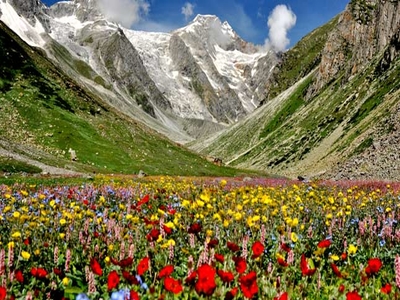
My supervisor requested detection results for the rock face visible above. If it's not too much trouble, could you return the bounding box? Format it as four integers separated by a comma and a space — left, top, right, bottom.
310, 0, 400, 96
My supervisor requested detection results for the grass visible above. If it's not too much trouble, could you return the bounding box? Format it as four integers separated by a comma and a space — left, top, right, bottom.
0, 156, 42, 174
0, 21, 263, 178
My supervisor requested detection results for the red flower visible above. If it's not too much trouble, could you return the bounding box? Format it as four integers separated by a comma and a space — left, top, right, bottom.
330, 263, 342, 278
239, 271, 258, 299
0, 287, 6, 300
214, 253, 225, 263
158, 265, 174, 279
217, 270, 234, 283
300, 254, 316, 276
346, 290, 362, 300
339, 284, 345, 293
381, 283, 391, 294
341, 252, 347, 260
365, 258, 382, 277
233, 256, 247, 274
90, 258, 103, 276
227, 242, 240, 252
119, 257, 133, 268
317, 239, 331, 248
251, 241, 264, 259
31, 267, 47, 279
163, 225, 173, 235
164, 277, 183, 294
137, 194, 150, 207
208, 239, 219, 248
15, 270, 24, 283
137, 257, 150, 276
146, 229, 160, 242
23, 237, 31, 246
280, 243, 291, 252
185, 271, 197, 286
274, 292, 288, 300
188, 223, 202, 234
277, 257, 289, 267
225, 287, 238, 300
122, 271, 139, 285
107, 270, 120, 291
130, 290, 140, 300
195, 264, 217, 296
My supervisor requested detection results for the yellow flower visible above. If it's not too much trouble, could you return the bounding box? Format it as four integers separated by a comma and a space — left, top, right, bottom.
164, 222, 175, 229
108, 244, 114, 251
11, 231, 21, 239
8, 241, 15, 249
234, 212, 242, 221
34, 249, 40, 255
21, 251, 30, 260
62, 277, 70, 286
60, 219, 67, 226
330, 254, 339, 261
105, 256, 110, 263
59, 233, 65, 239
291, 232, 298, 243
223, 219, 230, 227
348, 244, 357, 255
162, 239, 176, 248
13, 211, 20, 218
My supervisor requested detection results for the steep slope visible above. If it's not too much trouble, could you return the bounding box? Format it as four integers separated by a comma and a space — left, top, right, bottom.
1, 0, 279, 140
192, 0, 400, 181
0, 20, 253, 177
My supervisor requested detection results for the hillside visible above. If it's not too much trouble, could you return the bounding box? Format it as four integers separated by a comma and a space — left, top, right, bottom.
0, 20, 258, 177
191, 0, 400, 181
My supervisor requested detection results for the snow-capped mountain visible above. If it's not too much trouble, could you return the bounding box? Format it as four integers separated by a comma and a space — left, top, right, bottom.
0, 0, 278, 141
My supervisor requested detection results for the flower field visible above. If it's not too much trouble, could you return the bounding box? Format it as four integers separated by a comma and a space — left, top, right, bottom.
1, 176, 400, 299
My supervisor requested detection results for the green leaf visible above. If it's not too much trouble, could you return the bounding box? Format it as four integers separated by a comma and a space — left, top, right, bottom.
64, 286, 84, 294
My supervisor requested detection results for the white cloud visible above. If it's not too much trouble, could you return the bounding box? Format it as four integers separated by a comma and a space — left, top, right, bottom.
264, 5, 296, 52
98, 0, 150, 28
181, 2, 195, 21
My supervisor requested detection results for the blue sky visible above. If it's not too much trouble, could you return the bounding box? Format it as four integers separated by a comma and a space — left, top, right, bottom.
42, 0, 349, 49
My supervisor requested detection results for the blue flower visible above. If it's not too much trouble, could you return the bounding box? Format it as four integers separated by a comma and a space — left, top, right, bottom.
111, 289, 130, 300
76, 294, 90, 300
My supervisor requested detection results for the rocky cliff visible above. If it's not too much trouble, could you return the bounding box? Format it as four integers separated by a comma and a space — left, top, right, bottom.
309, 0, 400, 96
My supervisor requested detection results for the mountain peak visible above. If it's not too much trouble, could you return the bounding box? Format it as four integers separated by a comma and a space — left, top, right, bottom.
192, 14, 220, 24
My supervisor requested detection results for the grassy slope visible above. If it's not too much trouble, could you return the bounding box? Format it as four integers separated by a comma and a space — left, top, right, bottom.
194, 19, 400, 178
0, 21, 262, 177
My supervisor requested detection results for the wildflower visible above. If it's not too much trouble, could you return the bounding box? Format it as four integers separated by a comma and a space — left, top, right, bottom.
0, 287, 5, 300
395, 255, 400, 288
381, 283, 391, 294
251, 241, 264, 259
274, 292, 288, 300
107, 270, 120, 291
225, 287, 239, 300
21, 251, 30, 260
239, 271, 258, 299
11, 232, 21, 239
346, 290, 361, 300
62, 277, 70, 286
214, 253, 224, 263
227, 241, 240, 253
137, 257, 150, 276
31, 267, 48, 279
365, 258, 382, 277
76, 293, 90, 300
90, 258, 103, 276
233, 256, 247, 274
291, 232, 298, 243
188, 223, 202, 234
330, 263, 343, 278
195, 264, 216, 296
158, 265, 174, 279
339, 284, 345, 293
348, 245, 357, 255
15, 270, 24, 283
317, 239, 331, 248
300, 254, 316, 276
164, 277, 183, 294
217, 270, 234, 283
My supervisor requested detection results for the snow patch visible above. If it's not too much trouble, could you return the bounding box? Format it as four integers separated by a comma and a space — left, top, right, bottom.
0, 1, 46, 47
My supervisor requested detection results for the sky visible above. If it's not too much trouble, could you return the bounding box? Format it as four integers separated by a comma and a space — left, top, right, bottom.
42, 0, 349, 50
